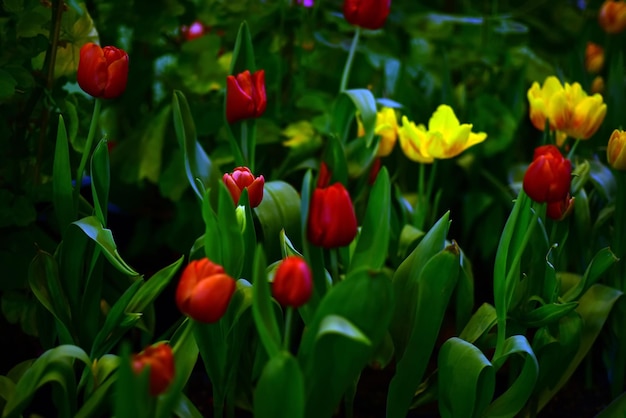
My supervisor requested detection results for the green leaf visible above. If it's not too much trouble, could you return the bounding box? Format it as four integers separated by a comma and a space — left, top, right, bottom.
3, 345, 91, 418
90, 139, 110, 226
52, 115, 76, 235
90, 280, 142, 358
459, 303, 498, 343
254, 180, 302, 262
387, 243, 460, 418
251, 246, 281, 359
517, 301, 579, 328
390, 211, 451, 358
0, 375, 15, 403
72, 216, 139, 277
595, 392, 626, 418
342, 89, 377, 147
28, 250, 73, 344
537, 284, 622, 411
349, 167, 391, 273
113, 344, 151, 418
138, 105, 171, 183
172, 90, 219, 200
298, 269, 393, 418
487, 335, 539, 418
438, 338, 495, 418
562, 247, 619, 302
127, 256, 184, 313
229, 21, 256, 75
156, 319, 200, 418
254, 351, 305, 418
217, 182, 245, 278
316, 315, 371, 345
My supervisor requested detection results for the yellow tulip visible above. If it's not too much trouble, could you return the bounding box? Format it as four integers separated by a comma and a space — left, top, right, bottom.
398, 105, 487, 163
607, 129, 626, 170
398, 116, 433, 163
357, 107, 399, 157
527, 76, 607, 145
281, 120, 321, 148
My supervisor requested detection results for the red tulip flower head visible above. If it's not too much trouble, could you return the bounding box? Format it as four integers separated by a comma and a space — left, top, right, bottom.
131, 343, 175, 396
308, 164, 358, 248
272, 256, 313, 308
175, 258, 237, 323
523, 145, 572, 204
223, 167, 265, 208
343, 0, 391, 30
225, 70, 267, 124
546, 194, 575, 221
77, 43, 129, 99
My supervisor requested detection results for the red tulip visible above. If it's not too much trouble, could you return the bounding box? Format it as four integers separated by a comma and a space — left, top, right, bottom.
308, 181, 358, 248
272, 256, 313, 307
175, 258, 237, 323
546, 194, 575, 221
225, 70, 267, 124
599, 0, 626, 34
368, 157, 382, 185
343, 0, 391, 30
223, 166, 265, 208
77, 43, 128, 99
131, 343, 175, 396
523, 145, 571, 204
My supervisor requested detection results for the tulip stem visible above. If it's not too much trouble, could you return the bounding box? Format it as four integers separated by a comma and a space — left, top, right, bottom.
330, 248, 340, 284
283, 307, 294, 351
75, 98, 102, 196
413, 163, 427, 230
339, 27, 361, 92
566, 138, 580, 160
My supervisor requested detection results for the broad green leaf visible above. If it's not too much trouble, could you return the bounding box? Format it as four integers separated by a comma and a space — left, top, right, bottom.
217, 182, 245, 278
113, 344, 151, 418
299, 170, 326, 321
486, 335, 539, 418
254, 180, 301, 262
138, 105, 171, 183
73, 216, 139, 277
75, 377, 116, 418
595, 392, 626, 418
349, 167, 391, 273
202, 189, 223, 265
254, 351, 305, 418
316, 315, 371, 345
0, 375, 15, 402
90, 280, 143, 358
343, 89, 377, 147
251, 246, 281, 359
323, 135, 349, 186
390, 211, 450, 358
299, 269, 393, 418
562, 247, 619, 302
387, 244, 460, 418
229, 21, 256, 75
3, 345, 91, 418
28, 250, 73, 344
52, 115, 76, 235
172, 90, 219, 200
127, 256, 184, 313
438, 337, 494, 418
90, 139, 110, 226
156, 319, 200, 418
459, 303, 498, 344
537, 284, 622, 411
517, 301, 579, 328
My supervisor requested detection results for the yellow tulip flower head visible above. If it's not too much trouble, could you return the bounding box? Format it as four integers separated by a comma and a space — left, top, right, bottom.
607, 129, 626, 171
527, 76, 607, 145
357, 107, 399, 157
398, 105, 487, 163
